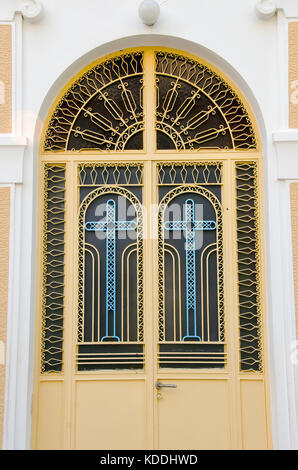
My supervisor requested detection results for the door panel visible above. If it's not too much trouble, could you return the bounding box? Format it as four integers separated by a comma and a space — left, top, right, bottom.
158, 379, 231, 450
36, 381, 65, 450
240, 380, 268, 450
75, 380, 146, 450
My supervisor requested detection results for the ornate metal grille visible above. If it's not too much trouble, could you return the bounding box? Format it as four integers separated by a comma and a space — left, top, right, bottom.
236, 162, 262, 372
77, 164, 144, 370
41, 165, 65, 373
155, 52, 257, 151
44, 53, 144, 152
39, 48, 263, 379
158, 163, 225, 368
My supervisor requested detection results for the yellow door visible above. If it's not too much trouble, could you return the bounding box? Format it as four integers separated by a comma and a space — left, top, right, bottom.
32, 48, 272, 450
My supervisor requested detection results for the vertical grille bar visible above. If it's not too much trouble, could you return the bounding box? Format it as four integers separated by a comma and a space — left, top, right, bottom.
236, 162, 263, 372
41, 165, 66, 373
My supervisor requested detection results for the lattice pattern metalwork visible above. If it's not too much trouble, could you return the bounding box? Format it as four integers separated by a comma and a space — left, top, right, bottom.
79, 163, 143, 187
44, 53, 144, 152
158, 162, 222, 186
158, 163, 225, 368
236, 162, 263, 372
41, 165, 65, 373
78, 177, 144, 370
155, 52, 257, 151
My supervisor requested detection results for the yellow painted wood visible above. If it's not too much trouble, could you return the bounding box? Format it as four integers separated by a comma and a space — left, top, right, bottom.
240, 379, 268, 450
32, 47, 271, 450
0, 25, 12, 134
75, 380, 146, 449
35, 381, 65, 450
158, 379, 231, 450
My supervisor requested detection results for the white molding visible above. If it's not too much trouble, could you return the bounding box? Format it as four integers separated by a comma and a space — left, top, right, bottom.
2, 183, 16, 450
273, 130, 298, 141
256, 1, 277, 20
268, 178, 298, 448
283, 181, 298, 448
273, 131, 298, 180
0, 1, 43, 23
2, 183, 25, 449
0, 142, 27, 184
256, 1, 298, 19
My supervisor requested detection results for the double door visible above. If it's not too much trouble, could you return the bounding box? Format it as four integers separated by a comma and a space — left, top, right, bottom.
33, 158, 271, 449
33, 48, 271, 449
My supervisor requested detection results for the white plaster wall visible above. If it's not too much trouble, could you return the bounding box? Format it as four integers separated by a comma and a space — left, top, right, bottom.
2, 0, 298, 449
23, 0, 278, 132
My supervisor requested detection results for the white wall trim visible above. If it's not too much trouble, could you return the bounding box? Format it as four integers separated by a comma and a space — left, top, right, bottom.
2, 182, 18, 450
0, 1, 43, 23
273, 132, 298, 180
256, 1, 298, 19
0, 143, 27, 184
0, 9, 29, 449
276, 180, 298, 447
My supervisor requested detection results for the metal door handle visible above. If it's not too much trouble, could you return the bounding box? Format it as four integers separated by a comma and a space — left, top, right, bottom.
156, 381, 177, 390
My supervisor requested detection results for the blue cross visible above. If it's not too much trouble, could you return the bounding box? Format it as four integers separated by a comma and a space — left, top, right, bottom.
164, 198, 216, 341
85, 199, 137, 342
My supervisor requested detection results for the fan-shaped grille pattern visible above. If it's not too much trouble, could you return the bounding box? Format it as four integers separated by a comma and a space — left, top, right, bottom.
155, 52, 257, 151
44, 53, 144, 152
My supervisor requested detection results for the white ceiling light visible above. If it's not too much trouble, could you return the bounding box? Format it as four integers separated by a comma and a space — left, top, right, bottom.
139, 0, 160, 26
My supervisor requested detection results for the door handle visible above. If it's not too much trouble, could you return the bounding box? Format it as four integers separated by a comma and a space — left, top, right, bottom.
156, 381, 177, 390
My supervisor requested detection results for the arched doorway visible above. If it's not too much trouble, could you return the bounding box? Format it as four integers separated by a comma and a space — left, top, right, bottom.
32, 47, 271, 449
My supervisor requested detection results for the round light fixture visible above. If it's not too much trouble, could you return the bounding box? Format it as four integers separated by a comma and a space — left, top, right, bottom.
139, 0, 160, 26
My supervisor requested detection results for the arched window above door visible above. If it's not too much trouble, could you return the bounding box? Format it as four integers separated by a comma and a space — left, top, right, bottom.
42, 49, 258, 153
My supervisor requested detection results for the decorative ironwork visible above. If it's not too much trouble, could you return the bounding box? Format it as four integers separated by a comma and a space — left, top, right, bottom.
41, 165, 65, 373
44, 53, 144, 152
78, 168, 144, 370
155, 52, 257, 151
164, 199, 217, 341
158, 162, 222, 186
85, 199, 137, 342
158, 163, 225, 368
79, 163, 143, 187
236, 162, 263, 372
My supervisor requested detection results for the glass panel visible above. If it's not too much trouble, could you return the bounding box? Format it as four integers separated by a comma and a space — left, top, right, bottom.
77, 164, 144, 370
158, 163, 225, 369
44, 53, 144, 152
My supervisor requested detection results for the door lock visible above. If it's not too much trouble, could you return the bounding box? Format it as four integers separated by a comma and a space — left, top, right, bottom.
155, 381, 177, 390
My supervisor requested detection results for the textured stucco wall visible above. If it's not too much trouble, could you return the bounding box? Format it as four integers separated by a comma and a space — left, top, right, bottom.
289, 22, 298, 129
0, 24, 11, 134
0, 187, 10, 449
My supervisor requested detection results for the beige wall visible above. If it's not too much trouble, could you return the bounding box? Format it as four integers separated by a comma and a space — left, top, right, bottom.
0, 25, 12, 134
290, 183, 298, 340
289, 22, 298, 129
0, 187, 10, 449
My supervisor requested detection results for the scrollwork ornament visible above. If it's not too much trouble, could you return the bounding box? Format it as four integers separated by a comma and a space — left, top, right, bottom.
255, 0, 277, 20
19, 0, 43, 23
